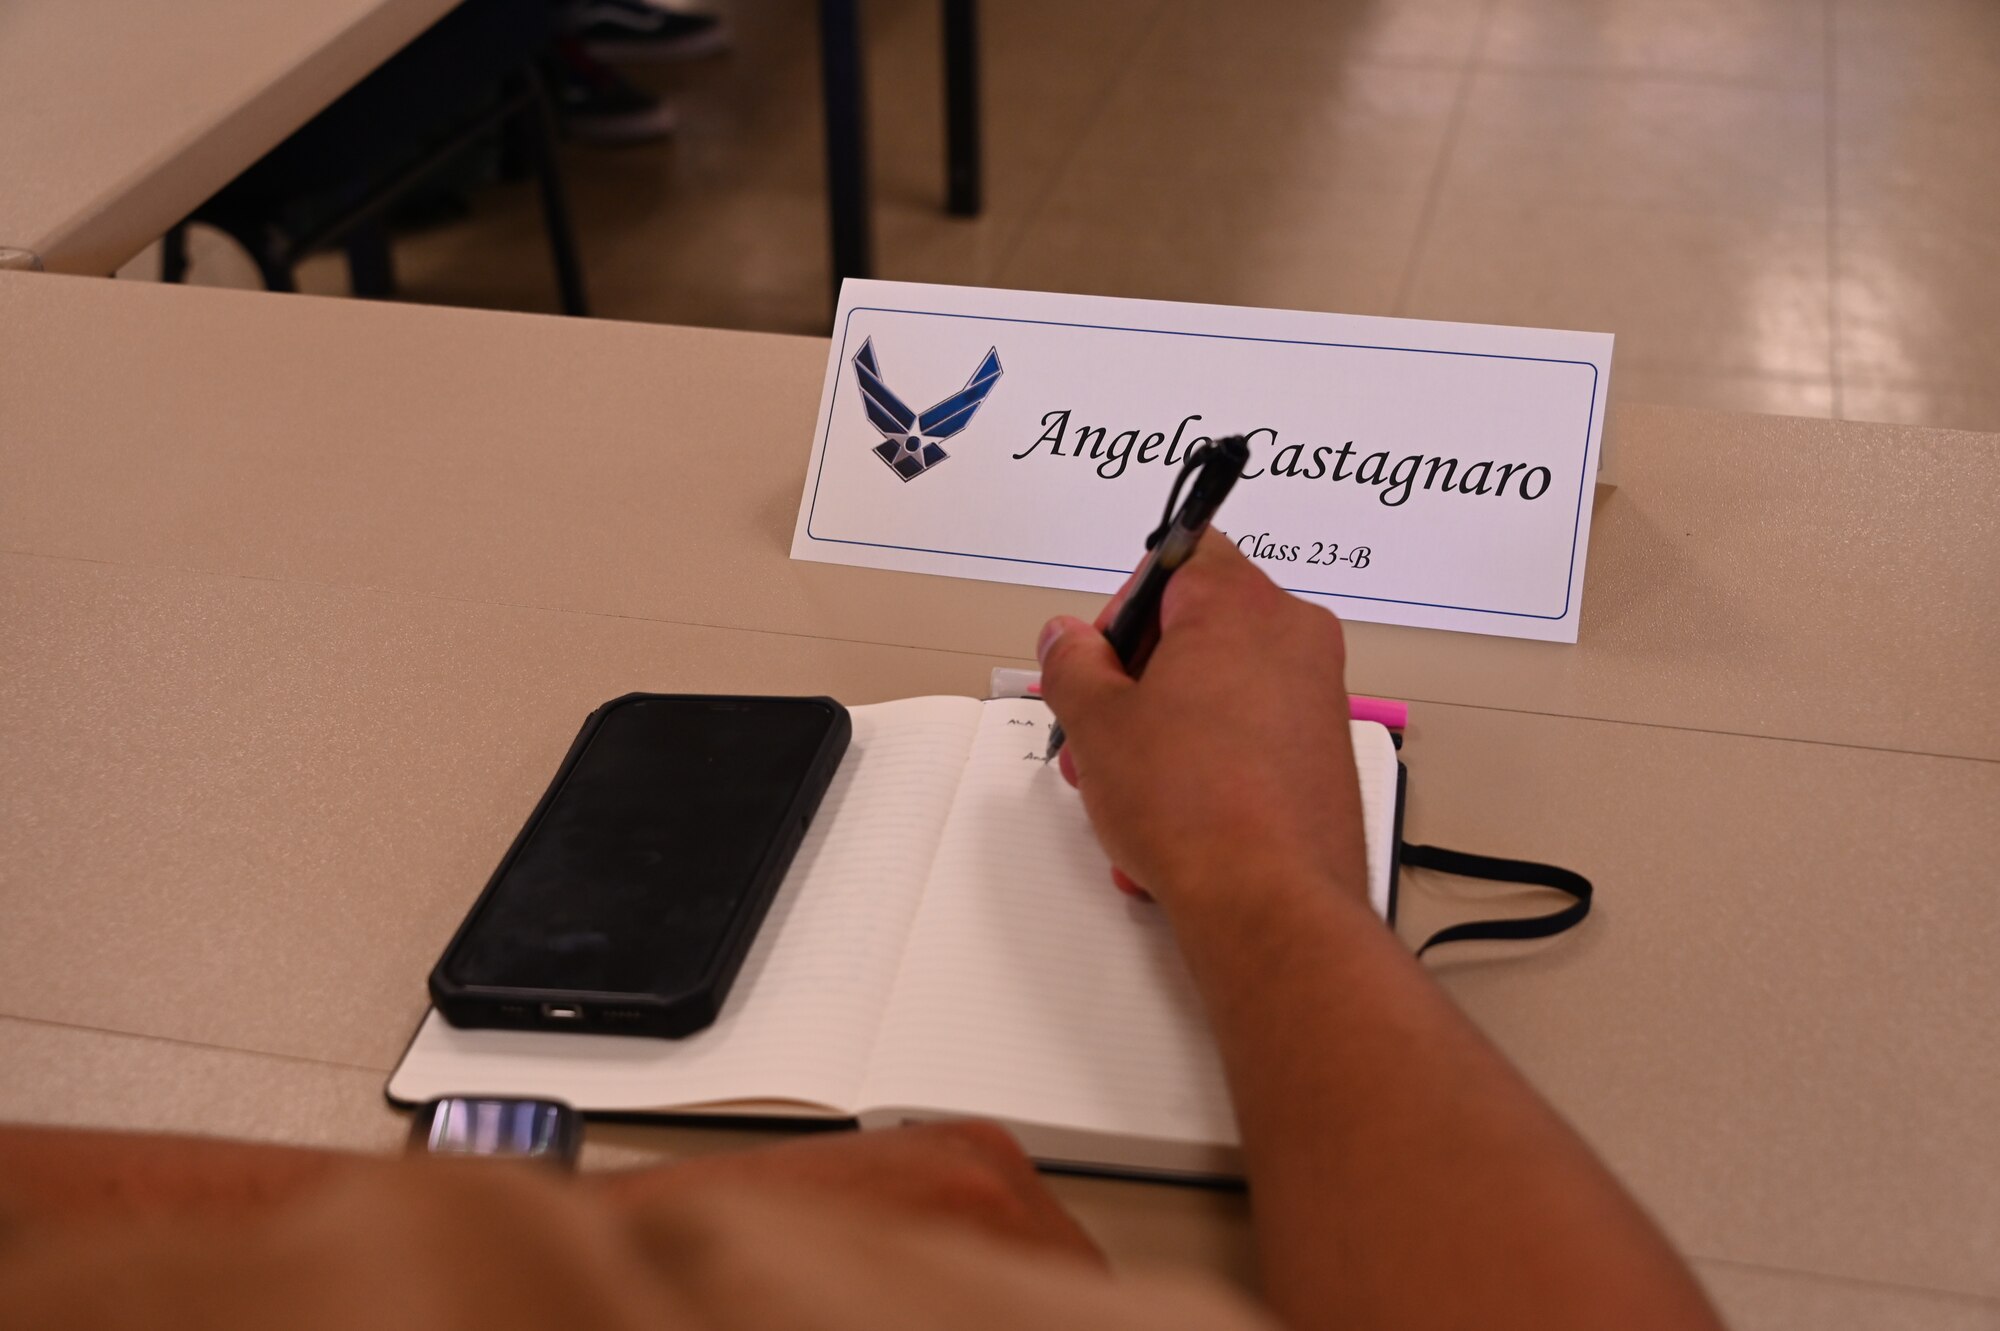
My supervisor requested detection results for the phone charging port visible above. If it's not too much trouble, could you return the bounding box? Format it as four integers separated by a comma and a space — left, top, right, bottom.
542, 1003, 583, 1022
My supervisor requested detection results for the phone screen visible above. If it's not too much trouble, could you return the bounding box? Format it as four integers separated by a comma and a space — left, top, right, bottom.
443, 697, 843, 997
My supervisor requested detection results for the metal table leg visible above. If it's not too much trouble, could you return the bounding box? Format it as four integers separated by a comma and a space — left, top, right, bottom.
819, 0, 873, 290
943, 0, 981, 216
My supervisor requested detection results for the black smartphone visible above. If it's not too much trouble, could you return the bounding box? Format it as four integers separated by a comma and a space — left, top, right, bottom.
429, 693, 850, 1038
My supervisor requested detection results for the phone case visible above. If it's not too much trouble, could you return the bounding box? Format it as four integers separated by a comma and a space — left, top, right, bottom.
428, 693, 852, 1038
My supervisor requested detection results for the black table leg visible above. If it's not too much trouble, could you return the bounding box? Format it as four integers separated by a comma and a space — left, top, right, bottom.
518, 67, 592, 318
819, 0, 874, 291
943, 0, 981, 216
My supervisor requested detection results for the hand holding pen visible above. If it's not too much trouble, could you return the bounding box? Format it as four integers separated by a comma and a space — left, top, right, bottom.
1043, 434, 1252, 764
1035, 521, 1373, 909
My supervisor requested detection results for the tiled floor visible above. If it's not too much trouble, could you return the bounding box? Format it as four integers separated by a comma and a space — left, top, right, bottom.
213, 0, 1998, 433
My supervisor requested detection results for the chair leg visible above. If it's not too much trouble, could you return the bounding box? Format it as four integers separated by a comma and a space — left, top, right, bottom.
515, 67, 591, 318
160, 224, 190, 283
942, 0, 981, 217
819, 0, 873, 292
226, 221, 299, 294
256, 250, 300, 294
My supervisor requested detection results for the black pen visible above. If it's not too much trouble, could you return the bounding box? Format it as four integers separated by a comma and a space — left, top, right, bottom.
1044, 434, 1252, 763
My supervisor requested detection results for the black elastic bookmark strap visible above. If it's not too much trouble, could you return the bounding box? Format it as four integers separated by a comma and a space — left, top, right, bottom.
1400, 843, 1594, 958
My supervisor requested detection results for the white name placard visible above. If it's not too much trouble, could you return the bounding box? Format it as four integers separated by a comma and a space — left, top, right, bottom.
791, 281, 1612, 642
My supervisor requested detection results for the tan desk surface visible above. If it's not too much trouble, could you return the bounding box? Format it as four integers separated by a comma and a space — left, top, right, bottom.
0, 0, 456, 275
4, 274, 1995, 761
3, 274, 1997, 1329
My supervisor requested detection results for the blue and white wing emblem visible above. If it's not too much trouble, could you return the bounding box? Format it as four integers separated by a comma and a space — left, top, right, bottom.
852, 338, 1003, 480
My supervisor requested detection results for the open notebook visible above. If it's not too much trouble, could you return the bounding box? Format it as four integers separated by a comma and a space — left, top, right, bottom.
389, 697, 1402, 1178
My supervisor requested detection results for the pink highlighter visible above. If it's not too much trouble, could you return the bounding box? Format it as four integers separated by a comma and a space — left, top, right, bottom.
1347, 695, 1409, 730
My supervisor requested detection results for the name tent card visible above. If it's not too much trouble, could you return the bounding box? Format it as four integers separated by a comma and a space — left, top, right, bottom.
791, 281, 1613, 642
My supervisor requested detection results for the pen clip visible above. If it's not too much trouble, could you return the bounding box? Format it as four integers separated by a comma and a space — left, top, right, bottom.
1144, 441, 1217, 551
1142, 435, 1249, 550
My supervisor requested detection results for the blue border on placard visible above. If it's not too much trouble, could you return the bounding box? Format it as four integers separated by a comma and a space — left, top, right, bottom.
805, 306, 1601, 621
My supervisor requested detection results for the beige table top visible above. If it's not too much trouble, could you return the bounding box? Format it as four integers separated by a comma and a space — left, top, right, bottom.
0, 0, 457, 276
4, 274, 1994, 761
2, 272, 1997, 1331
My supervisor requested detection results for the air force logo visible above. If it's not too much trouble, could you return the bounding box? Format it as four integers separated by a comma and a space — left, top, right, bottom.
851, 337, 1003, 480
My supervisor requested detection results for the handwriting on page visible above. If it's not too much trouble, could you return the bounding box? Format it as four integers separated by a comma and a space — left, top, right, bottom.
1006, 715, 1055, 761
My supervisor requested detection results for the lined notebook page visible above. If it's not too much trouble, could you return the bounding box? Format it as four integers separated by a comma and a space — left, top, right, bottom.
387, 697, 982, 1113
860, 701, 1398, 1151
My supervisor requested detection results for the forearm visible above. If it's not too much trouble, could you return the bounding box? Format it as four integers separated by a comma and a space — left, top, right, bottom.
1167, 875, 1723, 1331
0, 1126, 363, 1227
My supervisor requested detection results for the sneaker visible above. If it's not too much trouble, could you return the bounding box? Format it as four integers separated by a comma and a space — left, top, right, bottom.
549, 40, 679, 145
562, 0, 731, 64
